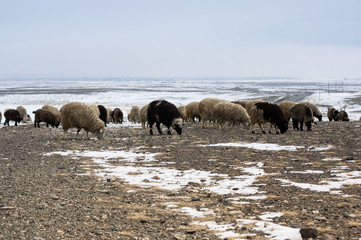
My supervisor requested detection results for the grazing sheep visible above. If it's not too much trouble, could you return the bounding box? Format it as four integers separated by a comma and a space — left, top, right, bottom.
34, 109, 60, 128
290, 104, 313, 131
231, 100, 248, 108
147, 100, 183, 135
278, 101, 297, 120
178, 106, 187, 121
336, 110, 349, 121
60, 102, 105, 139
299, 102, 322, 122
327, 107, 339, 121
185, 101, 201, 123
111, 108, 123, 124
247, 101, 288, 134
4, 109, 22, 126
16, 106, 31, 123
213, 102, 250, 130
42, 105, 61, 121
106, 108, 113, 123
198, 98, 228, 128
129, 106, 141, 123
97, 105, 108, 127
140, 104, 149, 129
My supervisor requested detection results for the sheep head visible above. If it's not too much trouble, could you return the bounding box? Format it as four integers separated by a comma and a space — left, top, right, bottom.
172, 118, 183, 135
96, 127, 105, 139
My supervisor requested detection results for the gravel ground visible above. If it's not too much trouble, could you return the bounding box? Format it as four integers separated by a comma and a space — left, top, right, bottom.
1, 120, 361, 240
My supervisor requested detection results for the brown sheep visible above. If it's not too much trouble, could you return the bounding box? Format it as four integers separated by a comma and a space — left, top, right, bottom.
299, 101, 322, 122
278, 101, 297, 120
290, 104, 313, 131
336, 110, 349, 121
34, 109, 60, 128
327, 107, 339, 121
246, 101, 288, 134
112, 108, 123, 124
4, 109, 22, 126
42, 105, 61, 121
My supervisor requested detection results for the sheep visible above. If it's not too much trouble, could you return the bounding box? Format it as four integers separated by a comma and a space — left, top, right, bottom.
299, 102, 322, 122
34, 109, 60, 128
177, 106, 188, 121
336, 110, 349, 121
198, 98, 228, 128
147, 100, 183, 135
111, 108, 123, 124
185, 101, 201, 123
60, 102, 105, 139
140, 104, 149, 129
97, 105, 108, 126
16, 106, 31, 123
4, 109, 22, 126
327, 107, 339, 121
278, 101, 297, 120
246, 101, 288, 134
231, 100, 248, 108
213, 102, 250, 130
42, 105, 61, 121
129, 106, 141, 123
106, 108, 113, 123
290, 104, 313, 131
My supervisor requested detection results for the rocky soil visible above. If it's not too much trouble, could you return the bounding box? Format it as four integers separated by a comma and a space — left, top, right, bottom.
1, 121, 361, 239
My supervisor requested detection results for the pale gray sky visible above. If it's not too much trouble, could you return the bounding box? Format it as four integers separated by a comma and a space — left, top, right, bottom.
0, 0, 360, 78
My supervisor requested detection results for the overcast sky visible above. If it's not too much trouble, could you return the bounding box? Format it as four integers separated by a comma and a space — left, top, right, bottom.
0, 0, 360, 79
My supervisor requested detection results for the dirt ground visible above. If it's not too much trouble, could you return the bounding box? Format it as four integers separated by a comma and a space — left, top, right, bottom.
0, 120, 361, 239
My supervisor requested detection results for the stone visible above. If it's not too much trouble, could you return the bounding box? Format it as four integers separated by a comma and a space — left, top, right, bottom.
299, 227, 318, 239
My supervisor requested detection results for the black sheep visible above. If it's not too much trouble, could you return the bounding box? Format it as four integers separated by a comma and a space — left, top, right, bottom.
97, 105, 108, 127
112, 108, 123, 124
254, 102, 289, 134
147, 100, 183, 135
34, 109, 60, 128
4, 109, 22, 126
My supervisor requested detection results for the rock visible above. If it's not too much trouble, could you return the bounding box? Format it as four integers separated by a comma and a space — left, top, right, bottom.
299, 227, 318, 239
191, 197, 200, 201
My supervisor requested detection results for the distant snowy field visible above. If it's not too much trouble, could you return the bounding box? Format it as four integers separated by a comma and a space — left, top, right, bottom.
1, 77, 361, 122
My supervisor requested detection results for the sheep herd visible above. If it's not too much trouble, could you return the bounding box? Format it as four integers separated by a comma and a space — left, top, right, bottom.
0, 98, 352, 139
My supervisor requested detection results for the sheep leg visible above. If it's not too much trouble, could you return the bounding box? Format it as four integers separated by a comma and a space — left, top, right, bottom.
300, 122, 304, 131
149, 121, 154, 135
15, 121, 18, 126
156, 122, 163, 134
34, 121, 37, 128
292, 120, 298, 130
258, 123, 266, 134
46, 122, 49, 128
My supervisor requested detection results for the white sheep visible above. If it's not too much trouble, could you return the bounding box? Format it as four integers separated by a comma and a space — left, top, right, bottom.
16, 106, 32, 123
42, 105, 61, 121
213, 102, 250, 130
278, 101, 297, 120
60, 102, 105, 139
106, 108, 113, 123
198, 98, 228, 128
140, 104, 149, 129
185, 101, 201, 123
129, 106, 141, 123
177, 105, 188, 121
